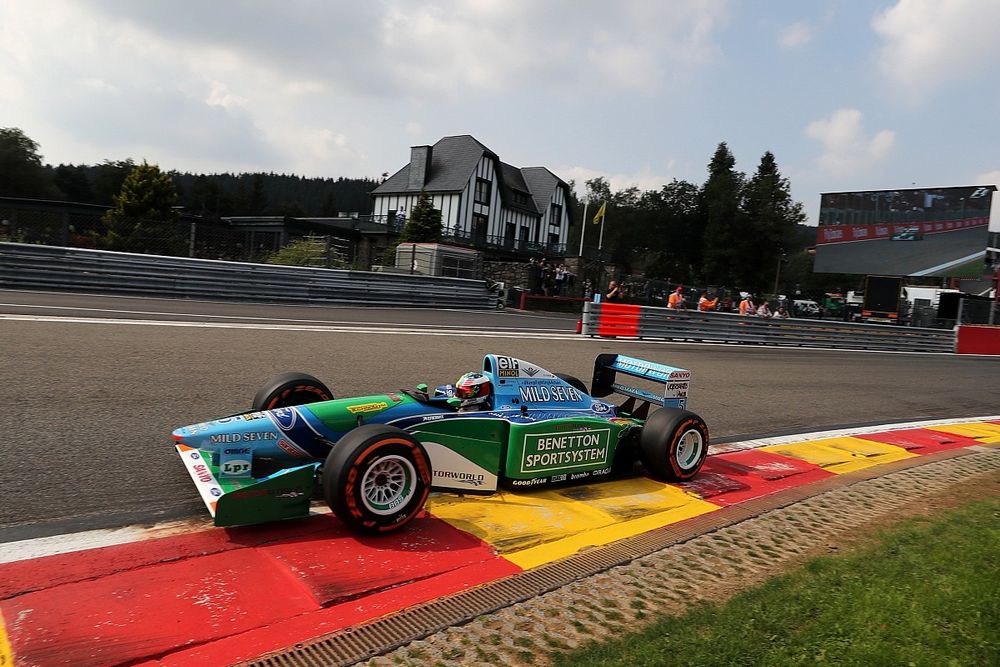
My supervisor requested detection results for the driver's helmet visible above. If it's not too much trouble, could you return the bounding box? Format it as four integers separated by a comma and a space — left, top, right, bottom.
455, 372, 492, 407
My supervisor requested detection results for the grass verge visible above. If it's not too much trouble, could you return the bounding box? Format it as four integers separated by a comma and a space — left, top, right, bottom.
554, 498, 1000, 666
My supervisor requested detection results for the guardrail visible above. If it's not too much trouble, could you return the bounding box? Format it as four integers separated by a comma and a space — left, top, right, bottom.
582, 301, 955, 353
0, 243, 498, 309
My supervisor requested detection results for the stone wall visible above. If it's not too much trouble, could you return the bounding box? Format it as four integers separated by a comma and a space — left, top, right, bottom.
483, 260, 532, 290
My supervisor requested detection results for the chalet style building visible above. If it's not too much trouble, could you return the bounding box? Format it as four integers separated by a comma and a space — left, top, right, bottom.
371, 135, 573, 256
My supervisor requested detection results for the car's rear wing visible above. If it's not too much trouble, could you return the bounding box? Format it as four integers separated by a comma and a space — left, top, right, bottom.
590, 354, 690, 418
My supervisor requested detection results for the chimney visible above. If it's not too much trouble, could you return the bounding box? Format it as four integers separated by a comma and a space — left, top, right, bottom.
407, 145, 432, 190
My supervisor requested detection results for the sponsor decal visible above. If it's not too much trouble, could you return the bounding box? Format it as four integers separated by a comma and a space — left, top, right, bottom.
211, 432, 277, 444
592, 466, 612, 476
240, 412, 267, 421
223, 447, 251, 455
665, 382, 688, 391
189, 451, 201, 460
518, 385, 583, 403
347, 401, 389, 414
188, 423, 210, 434
387, 392, 403, 403
520, 429, 611, 473
422, 414, 445, 421
192, 463, 213, 484
569, 471, 591, 480
610, 417, 636, 425
209, 487, 223, 497
221, 460, 251, 475
496, 356, 520, 375
433, 470, 486, 487
550, 474, 567, 482
276, 438, 307, 458
509, 477, 548, 487
271, 407, 297, 430
668, 370, 691, 380
591, 401, 612, 414
523, 366, 540, 377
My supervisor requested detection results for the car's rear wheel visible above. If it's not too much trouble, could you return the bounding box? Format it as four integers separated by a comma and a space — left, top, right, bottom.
554, 372, 589, 395
639, 408, 709, 482
323, 425, 432, 533
253, 372, 333, 410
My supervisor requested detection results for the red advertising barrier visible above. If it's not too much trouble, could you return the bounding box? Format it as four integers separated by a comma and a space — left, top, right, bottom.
815, 217, 989, 245
595, 303, 641, 337
955, 325, 1000, 355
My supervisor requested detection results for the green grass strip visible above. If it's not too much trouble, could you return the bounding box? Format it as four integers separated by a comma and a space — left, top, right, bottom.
555, 499, 1000, 666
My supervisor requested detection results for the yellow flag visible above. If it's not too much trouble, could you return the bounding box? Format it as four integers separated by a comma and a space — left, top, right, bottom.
592, 201, 606, 225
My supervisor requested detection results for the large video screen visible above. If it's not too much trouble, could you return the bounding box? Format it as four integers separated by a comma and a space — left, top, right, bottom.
813, 185, 995, 277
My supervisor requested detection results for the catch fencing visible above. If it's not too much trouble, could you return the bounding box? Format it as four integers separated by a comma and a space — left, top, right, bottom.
582, 302, 955, 353
0, 243, 497, 309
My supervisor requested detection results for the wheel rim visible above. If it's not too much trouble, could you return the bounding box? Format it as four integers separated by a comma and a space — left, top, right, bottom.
675, 428, 704, 470
360, 454, 417, 515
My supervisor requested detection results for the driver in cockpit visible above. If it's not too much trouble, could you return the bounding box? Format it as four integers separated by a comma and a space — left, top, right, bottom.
453, 372, 492, 411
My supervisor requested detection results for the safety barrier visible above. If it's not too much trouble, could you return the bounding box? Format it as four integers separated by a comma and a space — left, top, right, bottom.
0, 243, 498, 309
582, 301, 955, 353
955, 325, 1000, 355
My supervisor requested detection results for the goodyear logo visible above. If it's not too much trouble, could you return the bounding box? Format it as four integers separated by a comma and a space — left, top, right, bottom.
347, 401, 389, 414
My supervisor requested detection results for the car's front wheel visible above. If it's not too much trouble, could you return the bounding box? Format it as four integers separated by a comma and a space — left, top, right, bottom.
322, 425, 432, 533
252, 372, 333, 411
639, 408, 709, 482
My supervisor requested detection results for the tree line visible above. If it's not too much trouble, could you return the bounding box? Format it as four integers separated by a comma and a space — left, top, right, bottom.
565, 142, 841, 295
0, 127, 380, 218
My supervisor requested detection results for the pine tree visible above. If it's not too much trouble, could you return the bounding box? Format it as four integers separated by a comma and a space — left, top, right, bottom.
99, 162, 184, 255
700, 143, 744, 287
399, 190, 442, 243
740, 151, 805, 292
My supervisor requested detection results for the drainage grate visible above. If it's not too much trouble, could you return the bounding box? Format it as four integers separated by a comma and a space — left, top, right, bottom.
244, 447, 979, 667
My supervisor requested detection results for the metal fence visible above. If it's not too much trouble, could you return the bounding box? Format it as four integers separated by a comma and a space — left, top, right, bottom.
0, 243, 498, 309
582, 301, 955, 353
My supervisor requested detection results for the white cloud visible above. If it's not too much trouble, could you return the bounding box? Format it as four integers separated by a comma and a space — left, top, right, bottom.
975, 170, 1000, 187
872, 0, 1000, 97
556, 164, 677, 196
805, 109, 895, 176
778, 21, 812, 49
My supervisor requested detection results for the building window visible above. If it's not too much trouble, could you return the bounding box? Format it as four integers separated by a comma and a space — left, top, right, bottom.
514, 192, 528, 206
550, 203, 562, 225
475, 178, 491, 205
549, 232, 560, 246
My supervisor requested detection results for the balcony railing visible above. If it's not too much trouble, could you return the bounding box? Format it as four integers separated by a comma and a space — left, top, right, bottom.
364, 216, 566, 255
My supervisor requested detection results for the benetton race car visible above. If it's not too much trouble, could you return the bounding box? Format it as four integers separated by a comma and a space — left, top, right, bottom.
891, 225, 924, 241
172, 354, 709, 533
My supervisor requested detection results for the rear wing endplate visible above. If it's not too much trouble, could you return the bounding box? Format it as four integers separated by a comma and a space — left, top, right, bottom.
591, 354, 690, 418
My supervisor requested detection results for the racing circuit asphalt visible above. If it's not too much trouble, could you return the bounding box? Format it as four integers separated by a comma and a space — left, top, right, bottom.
813, 226, 987, 275
2, 289, 999, 541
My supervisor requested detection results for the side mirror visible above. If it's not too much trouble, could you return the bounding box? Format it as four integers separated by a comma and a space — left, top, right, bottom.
416, 383, 429, 393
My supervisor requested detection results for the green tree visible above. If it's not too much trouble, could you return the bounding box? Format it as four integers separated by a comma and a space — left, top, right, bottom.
52, 164, 94, 202
399, 189, 442, 243
700, 142, 744, 287
267, 236, 345, 268
0, 127, 59, 198
739, 151, 806, 293
249, 174, 268, 215
99, 162, 184, 254
92, 159, 136, 205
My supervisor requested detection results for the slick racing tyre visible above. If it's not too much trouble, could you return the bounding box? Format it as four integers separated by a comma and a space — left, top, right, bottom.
323, 425, 432, 533
554, 372, 589, 395
253, 372, 333, 411
639, 408, 709, 482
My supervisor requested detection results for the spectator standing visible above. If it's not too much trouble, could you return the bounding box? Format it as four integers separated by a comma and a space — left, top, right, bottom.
605, 280, 623, 303
668, 286, 686, 309
698, 292, 718, 312
554, 265, 566, 295
756, 301, 773, 318
775, 305, 790, 319
738, 295, 755, 316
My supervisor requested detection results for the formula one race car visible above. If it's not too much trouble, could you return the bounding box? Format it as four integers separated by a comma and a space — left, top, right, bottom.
890, 225, 924, 241
172, 354, 709, 533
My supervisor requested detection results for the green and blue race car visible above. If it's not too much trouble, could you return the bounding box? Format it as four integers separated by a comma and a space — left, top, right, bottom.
173, 353, 709, 533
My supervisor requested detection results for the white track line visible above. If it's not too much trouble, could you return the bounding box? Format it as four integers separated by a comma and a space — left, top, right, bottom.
5, 314, 992, 356
2, 416, 997, 565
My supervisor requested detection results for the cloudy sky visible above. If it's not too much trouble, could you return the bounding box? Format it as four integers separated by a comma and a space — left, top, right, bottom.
2, 0, 998, 224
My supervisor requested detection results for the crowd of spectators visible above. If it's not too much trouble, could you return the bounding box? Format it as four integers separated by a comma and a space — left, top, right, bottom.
529, 257, 576, 296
